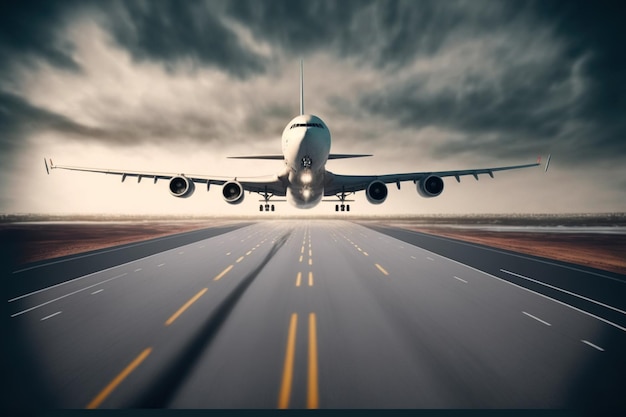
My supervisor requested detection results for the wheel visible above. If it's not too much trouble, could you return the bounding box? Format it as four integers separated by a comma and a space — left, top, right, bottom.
271, 205, 275, 211
265, 204, 270, 211
340, 204, 345, 212
259, 204, 263, 211
346, 204, 350, 212
335, 205, 339, 211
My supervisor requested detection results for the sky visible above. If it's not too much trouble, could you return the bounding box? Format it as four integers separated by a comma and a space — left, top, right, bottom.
1, 0, 624, 216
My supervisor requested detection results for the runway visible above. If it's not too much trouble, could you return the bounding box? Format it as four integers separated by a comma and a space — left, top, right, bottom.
5, 220, 626, 409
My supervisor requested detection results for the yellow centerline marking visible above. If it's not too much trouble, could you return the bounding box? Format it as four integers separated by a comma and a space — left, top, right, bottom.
375, 263, 389, 276
246, 251, 252, 255
299, 255, 303, 262
308, 272, 314, 287
309, 249, 312, 257
296, 272, 302, 287
308, 258, 313, 266
301, 246, 305, 253
86, 347, 152, 409
236, 256, 244, 263
308, 313, 319, 409
213, 264, 234, 281
165, 288, 208, 326
278, 313, 298, 409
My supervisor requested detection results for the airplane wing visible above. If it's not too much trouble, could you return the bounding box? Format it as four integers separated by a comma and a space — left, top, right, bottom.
45, 159, 288, 196
324, 158, 544, 196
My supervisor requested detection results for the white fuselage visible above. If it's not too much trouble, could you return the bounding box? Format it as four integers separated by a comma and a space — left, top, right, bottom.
281, 114, 331, 208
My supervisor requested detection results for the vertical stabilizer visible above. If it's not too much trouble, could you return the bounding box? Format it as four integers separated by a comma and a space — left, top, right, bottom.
299, 59, 304, 115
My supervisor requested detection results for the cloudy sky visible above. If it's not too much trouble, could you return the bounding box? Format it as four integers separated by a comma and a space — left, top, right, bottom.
1, 0, 624, 216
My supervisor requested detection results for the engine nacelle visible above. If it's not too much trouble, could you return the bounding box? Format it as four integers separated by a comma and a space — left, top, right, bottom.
417, 175, 444, 198
169, 176, 195, 198
222, 181, 244, 204
366, 180, 388, 204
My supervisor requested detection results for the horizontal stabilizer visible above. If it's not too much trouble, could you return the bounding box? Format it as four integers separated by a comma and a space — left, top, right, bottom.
228, 154, 372, 160
328, 154, 372, 159
228, 155, 284, 160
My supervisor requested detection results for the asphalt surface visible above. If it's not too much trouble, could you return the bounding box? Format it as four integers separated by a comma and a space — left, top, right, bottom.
5, 220, 626, 410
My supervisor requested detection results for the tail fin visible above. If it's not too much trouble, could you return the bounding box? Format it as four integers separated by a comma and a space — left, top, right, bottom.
299, 59, 304, 115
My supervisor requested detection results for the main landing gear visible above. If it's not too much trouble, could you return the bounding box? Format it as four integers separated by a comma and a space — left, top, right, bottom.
259, 188, 276, 212
334, 189, 353, 212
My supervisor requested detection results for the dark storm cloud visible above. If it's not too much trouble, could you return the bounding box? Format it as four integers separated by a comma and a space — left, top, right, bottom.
1, 0, 624, 165
0, 0, 84, 76
0, 89, 235, 149
100, 0, 266, 78
0, 90, 111, 146
537, 1, 626, 137
352, 1, 626, 163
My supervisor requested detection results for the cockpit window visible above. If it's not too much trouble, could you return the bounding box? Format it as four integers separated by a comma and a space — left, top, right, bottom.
289, 123, 324, 129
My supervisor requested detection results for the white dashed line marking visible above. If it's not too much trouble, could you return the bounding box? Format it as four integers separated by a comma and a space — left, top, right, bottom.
522, 311, 551, 326
581, 340, 605, 351
454, 276, 468, 283
91, 289, 104, 295
41, 311, 62, 321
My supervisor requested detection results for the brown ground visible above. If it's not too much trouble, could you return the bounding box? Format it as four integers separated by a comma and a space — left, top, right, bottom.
2, 220, 625, 276
376, 223, 626, 275
1, 221, 236, 266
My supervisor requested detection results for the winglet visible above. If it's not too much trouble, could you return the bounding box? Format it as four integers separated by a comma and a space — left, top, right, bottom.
299, 59, 304, 115
44, 158, 55, 174
544, 154, 551, 172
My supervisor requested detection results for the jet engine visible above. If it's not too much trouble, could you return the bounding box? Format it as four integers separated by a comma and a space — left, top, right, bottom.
417, 175, 444, 198
169, 176, 195, 198
222, 181, 244, 204
366, 180, 388, 204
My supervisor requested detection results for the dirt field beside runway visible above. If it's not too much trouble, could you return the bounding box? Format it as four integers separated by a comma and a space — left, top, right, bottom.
377, 223, 626, 275
2, 219, 625, 275
1, 221, 237, 266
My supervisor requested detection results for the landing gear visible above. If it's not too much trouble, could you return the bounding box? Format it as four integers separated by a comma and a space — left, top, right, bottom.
259, 187, 276, 212
333, 188, 353, 212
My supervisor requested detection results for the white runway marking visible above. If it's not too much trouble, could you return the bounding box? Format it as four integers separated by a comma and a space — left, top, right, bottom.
41, 311, 62, 321
522, 311, 552, 326
501, 269, 626, 316
581, 340, 605, 351
454, 276, 468, 283
408, 246, 626, 332
91, 289, 104, 295
11, 273, 128, 317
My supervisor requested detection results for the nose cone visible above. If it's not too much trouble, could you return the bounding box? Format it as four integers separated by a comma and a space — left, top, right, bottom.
282, 114, 331, 172
298, 129, 330, 170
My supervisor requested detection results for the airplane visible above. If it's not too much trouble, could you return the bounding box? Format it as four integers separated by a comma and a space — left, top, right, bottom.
45, 61, 550, 212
